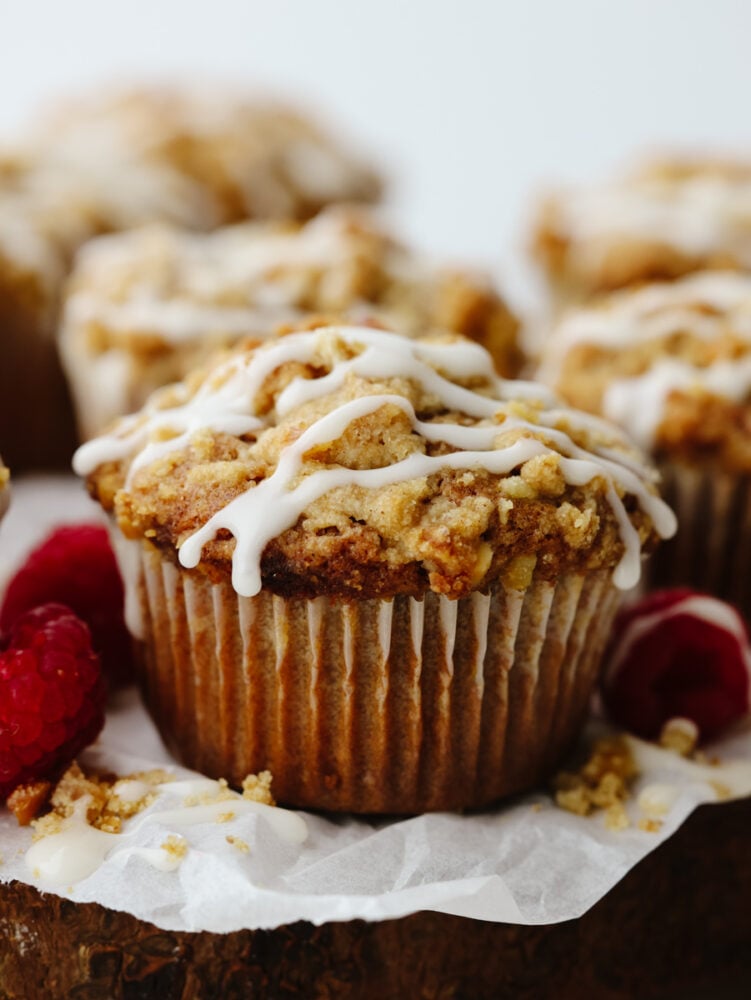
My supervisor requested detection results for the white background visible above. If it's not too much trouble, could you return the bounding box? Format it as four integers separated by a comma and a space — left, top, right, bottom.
0, 0, 749, 304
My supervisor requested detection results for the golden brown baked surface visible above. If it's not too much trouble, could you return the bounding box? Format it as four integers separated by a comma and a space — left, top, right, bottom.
21, 86, 382, 232
62, 206, 522, 385
532, 156, 751, 303
82, 325, 664, 599
540, 272, 751, 473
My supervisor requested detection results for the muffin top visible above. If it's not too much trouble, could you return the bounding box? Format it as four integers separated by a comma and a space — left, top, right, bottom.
62, 206, 521, 376
17, 86, 381, 232
533, 156, 751, 299
539, 271, 751, 472
75, 326, 675, 600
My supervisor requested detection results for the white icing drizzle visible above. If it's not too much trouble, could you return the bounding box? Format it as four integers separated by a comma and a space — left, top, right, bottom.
74, 326, 676, 596
25, 796, 118, 886
554, 172, 751, 263
542, 272, 751, 449
63, 205, 495, 353
24, 774, 307, 888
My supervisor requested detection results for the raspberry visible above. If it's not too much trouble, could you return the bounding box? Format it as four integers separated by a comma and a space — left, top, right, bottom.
0, 604, 106, 800
601, 589, 751, 741
0, 524, 132, 688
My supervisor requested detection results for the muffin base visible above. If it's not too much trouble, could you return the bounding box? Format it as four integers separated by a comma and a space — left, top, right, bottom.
646, 461, 751, 619
118, 538, 620, 814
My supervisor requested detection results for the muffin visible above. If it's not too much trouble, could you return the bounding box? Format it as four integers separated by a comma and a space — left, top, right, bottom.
75, 324, 674, 813
532, 156, 751, 307
538, 270, 751, 612
59, 206, 521, 440
0, 85, 382, 471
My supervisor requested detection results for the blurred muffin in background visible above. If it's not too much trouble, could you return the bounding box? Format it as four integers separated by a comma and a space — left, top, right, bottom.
538, 270, 751, 614
532, 156, 751, 308
0, 85, 382, 472
60, 205, 521, 440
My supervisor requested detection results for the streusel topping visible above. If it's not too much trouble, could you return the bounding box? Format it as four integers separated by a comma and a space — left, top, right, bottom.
533, 156, 751, 299
77, 326, 675, 599
62, 206, 521, 372
539, 271, 751, 471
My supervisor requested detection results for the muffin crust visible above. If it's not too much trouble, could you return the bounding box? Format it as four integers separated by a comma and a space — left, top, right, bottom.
78, 326, 672, 600
540, 272, 751, 473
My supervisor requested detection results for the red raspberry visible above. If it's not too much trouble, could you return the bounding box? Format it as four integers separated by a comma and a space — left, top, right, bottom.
601, 589, 751, 741
0, 524, 132, 688
0, 604, 106, 800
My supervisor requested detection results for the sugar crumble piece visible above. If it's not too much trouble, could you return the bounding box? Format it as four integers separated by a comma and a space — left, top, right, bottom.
160, 835, 188, 862
226, 835, 250, 854
637, 782, 677, 818
216, 811, 236, 824
7, 781, 53, 826
710, 779, 732, 801
604, 802, 630, 831
658, 717, 699, 757
30, 762, 168, 841
553, 736, 638, 828
242, 770, 275, 806
638, 817, 663, 833
183, 777, 236, 808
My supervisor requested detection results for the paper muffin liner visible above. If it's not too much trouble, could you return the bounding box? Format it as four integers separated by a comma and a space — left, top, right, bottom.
646, 461, 751, 618
113, 536, 621, 814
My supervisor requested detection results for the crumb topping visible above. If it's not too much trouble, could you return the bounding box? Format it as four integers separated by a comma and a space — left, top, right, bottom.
540, 272, 751, 471
21, 86, 381, 232
77, 325, 673, 599
62, 206, 521, 384
533, 156, 751, 299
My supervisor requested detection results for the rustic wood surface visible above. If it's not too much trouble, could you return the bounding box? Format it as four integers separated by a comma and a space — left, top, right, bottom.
1, 799, 750, 999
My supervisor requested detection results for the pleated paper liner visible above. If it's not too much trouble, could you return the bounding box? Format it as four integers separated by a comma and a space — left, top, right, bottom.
115, 536, 621, 814
646, 460, 751, 619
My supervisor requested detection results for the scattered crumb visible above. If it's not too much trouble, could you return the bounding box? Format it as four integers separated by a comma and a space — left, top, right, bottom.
183, 777, 236, 808
216, 811, 236, 824
637, 783, 677, 817
659, 717, 699, 757
7, 781, 52, 826
30, 762, 170, 841
604, 802, 630, 831
710, 780, 732, 801
226, 835, 250, 854
160, 835, 188, 862
638, 818, 663, 833
530, 803, 543, 813
553, 737, 638, 828
242, 770, 275, 806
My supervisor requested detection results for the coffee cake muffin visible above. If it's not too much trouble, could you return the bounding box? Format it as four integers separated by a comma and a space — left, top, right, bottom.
60, 206, 521, 439
0, 86, 382, 470
538, 271, 751, 612
532, 156, 751, 307
75, 325, 674, 813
